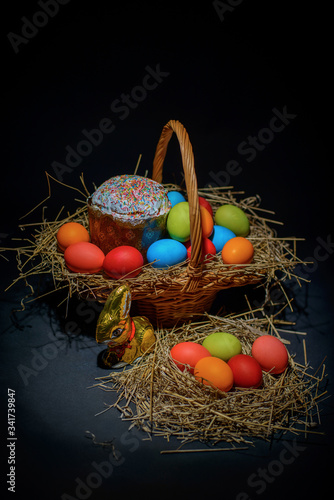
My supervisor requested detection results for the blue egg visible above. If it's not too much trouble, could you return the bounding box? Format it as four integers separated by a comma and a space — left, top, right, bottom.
167, 191, 186, 207
210, 225, 236, 253
147, 239, 187, 268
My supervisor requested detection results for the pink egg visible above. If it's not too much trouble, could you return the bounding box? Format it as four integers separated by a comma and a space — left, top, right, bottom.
170, 342, 211, 374
252, 335, 288, 374
64, 242, 105, 274
103, 246, 144, 279
228, 354, 263, 388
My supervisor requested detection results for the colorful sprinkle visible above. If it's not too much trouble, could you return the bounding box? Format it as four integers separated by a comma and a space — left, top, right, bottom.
90, 175, 171, 220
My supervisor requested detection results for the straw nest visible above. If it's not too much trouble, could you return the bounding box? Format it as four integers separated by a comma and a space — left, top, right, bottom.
93, 311, 327, 448
3, 175, 326, 448
3, 174, 304, 310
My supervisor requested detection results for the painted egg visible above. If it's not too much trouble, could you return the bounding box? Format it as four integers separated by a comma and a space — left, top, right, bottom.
194, 356, 234, 392
57, 222, 90, 252
187, 237, 216, 262
64, 242, 105, 274
215, 204, 250, 237
103, 246, 144, 279
168, 191, 186, 207
221, 237, 254, 264
251, 335, 288, 374
210, 225, 235, 253
167, 201, 191, 242
228, 354, 263, 388
202, 331, 242, 361
170, 342, 211, 374
147, 239, 187, 268
198, 196, 213, 217
200, 206, 214, 238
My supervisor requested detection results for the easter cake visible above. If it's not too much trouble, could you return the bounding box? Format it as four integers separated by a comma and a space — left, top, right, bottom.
87, 174, 171, 256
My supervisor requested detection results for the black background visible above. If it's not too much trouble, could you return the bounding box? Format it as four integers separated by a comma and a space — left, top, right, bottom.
1, 1, 333, 499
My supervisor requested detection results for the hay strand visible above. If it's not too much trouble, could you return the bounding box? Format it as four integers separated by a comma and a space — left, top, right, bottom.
93, 311, 326, 447
2, 178, 305, 323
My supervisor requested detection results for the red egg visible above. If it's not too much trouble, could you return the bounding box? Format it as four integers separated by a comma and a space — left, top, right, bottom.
103, 246, 144, 279
199, 196, 213, 217
252, 335, 288, 374
228, 354, 263, 388
170, 342, 211, 374
187, 237, 216, 262
64, 242, 105, 274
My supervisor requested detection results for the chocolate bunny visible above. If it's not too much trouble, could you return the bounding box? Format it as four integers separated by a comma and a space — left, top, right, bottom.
96, 284, 156, 368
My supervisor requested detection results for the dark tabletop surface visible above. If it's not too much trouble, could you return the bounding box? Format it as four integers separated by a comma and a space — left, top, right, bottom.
1, 1, 333, 499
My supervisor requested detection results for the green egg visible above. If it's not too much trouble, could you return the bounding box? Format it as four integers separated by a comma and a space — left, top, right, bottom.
166, 201, 191, 242
202, 332, 242, 361
214, 204, 250, 237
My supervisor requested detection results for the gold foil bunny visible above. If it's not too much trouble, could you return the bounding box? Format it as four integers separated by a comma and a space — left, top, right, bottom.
96, 284, 156, 368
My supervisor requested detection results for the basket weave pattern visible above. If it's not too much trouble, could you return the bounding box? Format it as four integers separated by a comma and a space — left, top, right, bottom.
89, 120, 290, 326
12, 120, 300, 327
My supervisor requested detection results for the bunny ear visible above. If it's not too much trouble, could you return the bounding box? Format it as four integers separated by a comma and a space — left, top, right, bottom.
119, 286, 131, 318
104, 284, 131, 319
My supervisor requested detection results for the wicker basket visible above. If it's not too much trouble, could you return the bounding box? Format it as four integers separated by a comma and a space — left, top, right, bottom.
92, 120, 275, 326
14, 120, 299, 327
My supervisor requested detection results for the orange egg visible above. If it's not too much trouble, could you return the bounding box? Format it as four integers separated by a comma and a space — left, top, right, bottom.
200, 206, 214, 238
221, 236, 254, 264
64, 242, 105, 274
194, 356, 234, 392
57, 222, 90, 252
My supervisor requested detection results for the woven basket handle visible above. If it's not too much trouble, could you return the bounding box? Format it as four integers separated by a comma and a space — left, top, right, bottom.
152, 120, 203, 284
